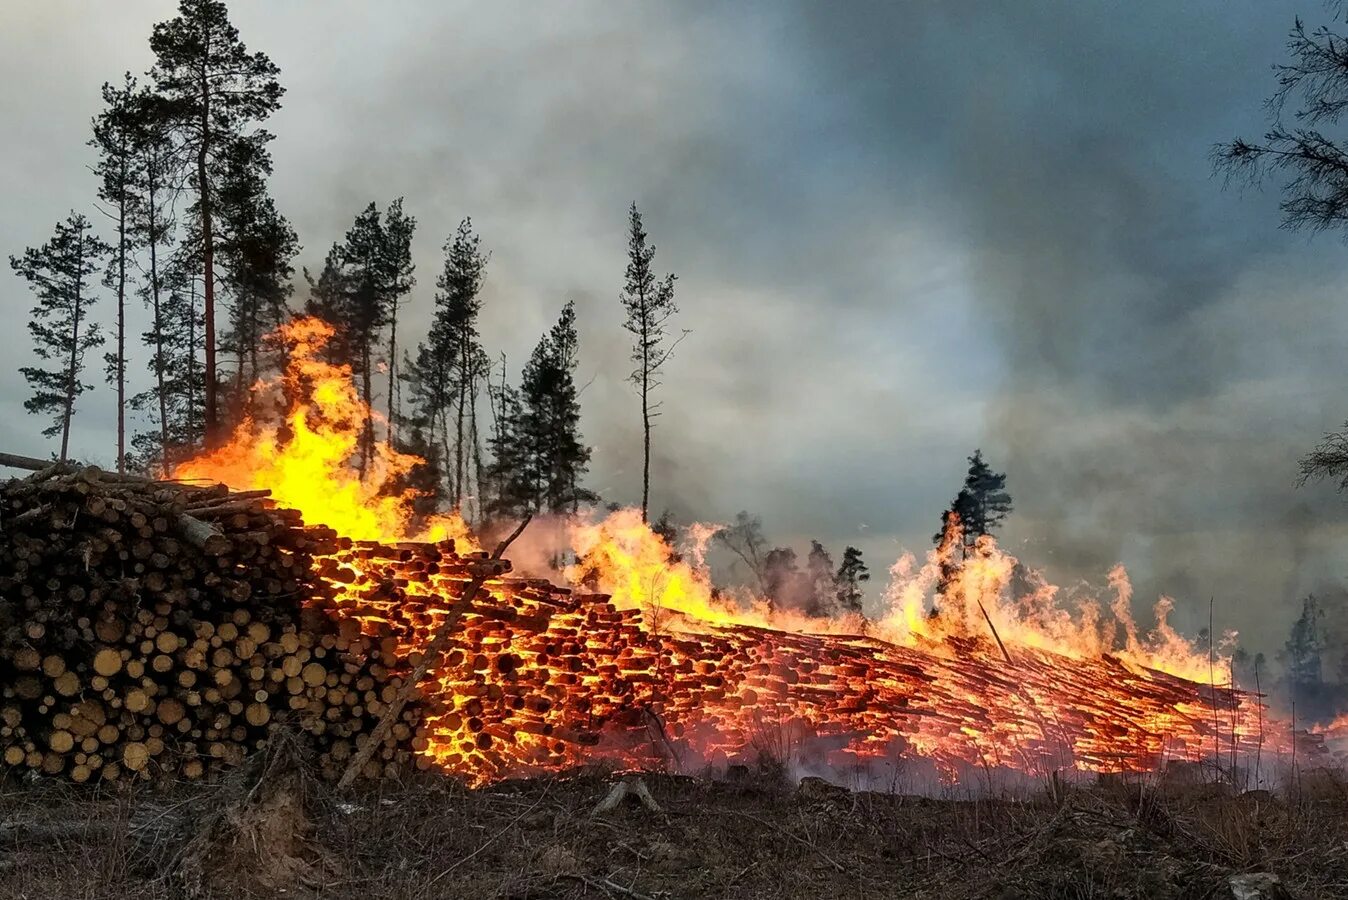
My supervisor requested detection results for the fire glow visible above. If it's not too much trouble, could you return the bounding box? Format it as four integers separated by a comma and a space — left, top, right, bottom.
175, 317, 1296, 786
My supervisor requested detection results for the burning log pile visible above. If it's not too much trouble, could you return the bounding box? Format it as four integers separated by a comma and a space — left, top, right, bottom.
323, 539, 1310, 787
0, 464, 1318, 788
0, 464, 436, 783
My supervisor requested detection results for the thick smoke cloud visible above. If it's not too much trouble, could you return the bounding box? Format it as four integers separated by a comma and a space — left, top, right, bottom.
2, 2, 1347, 656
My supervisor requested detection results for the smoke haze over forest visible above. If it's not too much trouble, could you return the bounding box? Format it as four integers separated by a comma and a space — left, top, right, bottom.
4, 0, 1348, 660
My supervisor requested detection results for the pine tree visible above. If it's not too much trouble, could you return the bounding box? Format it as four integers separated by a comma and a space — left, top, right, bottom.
435, 218, 488, 510
521, 301, 595, 515
762, 547, 800, 610
935, 449, 1013, 547
127, 87, 181, 469
484, 303, 595, 519
804, 540, 838, 617
132, 242, 206, 471
149, 0, 283, 444
382, 198, 416, 445
336, 203, 388, 469
835, 546, 870, 615
324, 201, 416, 469
484, 383, 534, 520
10, 214, 111, 460
1283, 594, 1326, 708
91, 73, 143, 472
214, 134, 298, 412
620, 203, 684, 522
302, 244, 352, 364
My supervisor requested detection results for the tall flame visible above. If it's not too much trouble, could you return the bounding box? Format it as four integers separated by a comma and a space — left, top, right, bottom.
569, 508, 1227, 684
174, 317, 471, 545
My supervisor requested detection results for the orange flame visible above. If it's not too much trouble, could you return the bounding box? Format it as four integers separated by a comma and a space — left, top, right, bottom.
174, 317, 472, 546
569, 508, 1227, 683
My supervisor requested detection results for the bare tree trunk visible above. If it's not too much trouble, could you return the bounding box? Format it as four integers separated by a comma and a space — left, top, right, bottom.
198, 58, 218, 447
188, 276, 199, 450
454, 336, 468, 509
62, 232, 85, 464
386, 299, 398, 449
147, 192, 168, 472
470, 367, 484, 524
115, 158, 127, 473
360, 343, 373, 476
640, 321, 651, 523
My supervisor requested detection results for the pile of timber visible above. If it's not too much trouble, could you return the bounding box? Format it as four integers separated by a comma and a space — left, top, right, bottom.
0, 463, 442, 784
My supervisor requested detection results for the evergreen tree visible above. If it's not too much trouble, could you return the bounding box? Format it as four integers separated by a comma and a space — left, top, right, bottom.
382, 198, 416, 444
325, 201, 415, 469
804, 540, 837, 617
484, 303, 595, 519
385, 425, 446, 529
401, 338, 455, 476
935, 449, 1012, 547
215, 134, 298, 413
835, 545, 870, 615
127, 86, 181, 469
336, 202, 389, 469
650, 510, 683, 563
132, 242, 206, 471
10, 214, 111, 460
1283, 594, 1326, 708
435, 218, 488, 510
302, 244, 353, 364
91, 73, 143, 472
484, 383, 534, 520
149, 0, 283, 444
521, 301, 596, 515
762, 547, 800, 610
620, 203, 683, 522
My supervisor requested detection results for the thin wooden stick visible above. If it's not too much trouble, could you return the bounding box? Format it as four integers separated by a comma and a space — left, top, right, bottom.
336, 514, 532, 789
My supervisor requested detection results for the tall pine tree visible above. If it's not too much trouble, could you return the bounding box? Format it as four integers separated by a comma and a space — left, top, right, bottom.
935, 449, 1013, 548
484, 302, 595, 519
382, 198, 416, 444
835, 546, 870, 615
437, 218, 488, 511
214, 133, 298, 412
127, 87, 182, 469
620, 203, 682, 522
10, 214, 111, 461
90, 73, 143, 472
149, 0, 283, 444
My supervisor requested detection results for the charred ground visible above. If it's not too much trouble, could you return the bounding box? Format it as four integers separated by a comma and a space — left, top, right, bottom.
3, 758, 1348, 900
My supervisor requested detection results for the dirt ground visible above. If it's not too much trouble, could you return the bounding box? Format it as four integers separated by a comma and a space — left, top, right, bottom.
3, 761, 1348, 899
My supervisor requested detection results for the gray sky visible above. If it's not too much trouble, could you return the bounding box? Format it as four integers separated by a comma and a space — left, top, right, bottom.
3, 1, 1347, 656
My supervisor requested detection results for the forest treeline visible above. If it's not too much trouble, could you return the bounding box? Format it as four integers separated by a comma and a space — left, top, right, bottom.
6, 0, 884, 619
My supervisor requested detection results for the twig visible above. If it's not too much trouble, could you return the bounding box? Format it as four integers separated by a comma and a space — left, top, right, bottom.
424, 780, 552, 888
563, 873, 658, 900
731, 810, 846, 872
336, 514, 532, 789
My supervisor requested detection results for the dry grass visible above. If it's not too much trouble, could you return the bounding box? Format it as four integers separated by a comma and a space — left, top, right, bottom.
3, 763, 1348, 899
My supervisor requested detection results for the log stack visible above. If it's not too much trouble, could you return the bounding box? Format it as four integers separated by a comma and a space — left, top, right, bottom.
0, 464, 432, 784
1, 463, 1325, 790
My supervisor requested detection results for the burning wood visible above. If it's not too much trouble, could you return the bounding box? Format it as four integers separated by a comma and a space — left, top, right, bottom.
1, 461, 1320, 788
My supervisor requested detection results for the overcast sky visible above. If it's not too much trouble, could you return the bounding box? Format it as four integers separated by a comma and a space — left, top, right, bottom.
3, 1, 1347, 655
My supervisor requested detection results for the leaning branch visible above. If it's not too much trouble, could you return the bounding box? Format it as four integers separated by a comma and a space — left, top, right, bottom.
337, 514, 533, 789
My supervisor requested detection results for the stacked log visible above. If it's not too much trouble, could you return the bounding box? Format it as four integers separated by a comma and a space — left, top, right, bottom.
1, 463, 1324, 789
0, 465, 429, 783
